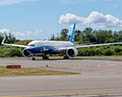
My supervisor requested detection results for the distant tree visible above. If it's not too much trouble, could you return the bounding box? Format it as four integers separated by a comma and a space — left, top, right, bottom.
79, 31, 84, 44
0, 32, 17, 45
0, 35, 3, 45
60, 28, 69, 41
118, 31, 122, 41
75, 30, 81, 41
83, 27, 93, 42
113, 31, 119, 42
83, 27, 96, 43
95, 30, 106, 43
50, 27, 122, 44
50, 34, 55, 40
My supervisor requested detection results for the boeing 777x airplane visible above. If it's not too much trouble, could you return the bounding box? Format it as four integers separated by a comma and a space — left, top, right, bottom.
2, 24, 122, 60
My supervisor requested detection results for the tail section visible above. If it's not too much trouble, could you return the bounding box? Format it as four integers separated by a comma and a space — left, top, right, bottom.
70, 24, 76, 43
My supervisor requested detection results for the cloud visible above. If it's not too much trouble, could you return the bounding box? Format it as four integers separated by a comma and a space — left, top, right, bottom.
59, 11, 122, 28
0, 0, 38, 6
0, 29, 11, 33
59, 13, 85, 24
0, 29, 43, 40
0, 28, 30, 38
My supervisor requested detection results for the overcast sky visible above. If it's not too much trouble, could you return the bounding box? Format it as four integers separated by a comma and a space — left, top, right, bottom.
0, 0, 122, 40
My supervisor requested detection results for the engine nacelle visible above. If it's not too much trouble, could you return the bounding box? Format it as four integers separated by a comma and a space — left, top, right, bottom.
22, 49, 33, 57
66, 47, 78, 57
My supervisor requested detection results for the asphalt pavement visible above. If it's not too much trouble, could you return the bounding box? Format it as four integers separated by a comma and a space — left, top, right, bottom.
0, 57, 122, 97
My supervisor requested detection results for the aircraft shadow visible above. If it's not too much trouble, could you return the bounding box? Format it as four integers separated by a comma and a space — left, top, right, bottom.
31, 57, 122, 61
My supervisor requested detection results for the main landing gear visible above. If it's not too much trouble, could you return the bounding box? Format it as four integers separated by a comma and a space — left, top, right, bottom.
32, 56, 49, 60
42, 55, 49, 60
63, 56, 70, 59
32, 55, 70, 60
32, 57, 36, 61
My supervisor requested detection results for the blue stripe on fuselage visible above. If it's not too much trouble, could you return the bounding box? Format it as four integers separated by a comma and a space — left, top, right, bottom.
27, 46, 57, 55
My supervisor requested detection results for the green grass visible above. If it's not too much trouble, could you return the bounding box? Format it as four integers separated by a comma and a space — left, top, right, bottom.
0, 66, 79, 76
112, 60, 122, 62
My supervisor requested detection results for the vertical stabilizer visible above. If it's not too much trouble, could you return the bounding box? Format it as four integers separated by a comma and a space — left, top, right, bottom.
70, 24, 76, 43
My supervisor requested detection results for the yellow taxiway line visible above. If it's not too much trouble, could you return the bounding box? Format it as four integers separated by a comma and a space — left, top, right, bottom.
2, 91, 122, 97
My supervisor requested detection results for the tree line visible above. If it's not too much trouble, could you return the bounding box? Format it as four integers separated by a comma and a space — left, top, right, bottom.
0, 27, 122, 57
51, 27, 122, 44
0, 33, 18, 45
0, 33, 22, 57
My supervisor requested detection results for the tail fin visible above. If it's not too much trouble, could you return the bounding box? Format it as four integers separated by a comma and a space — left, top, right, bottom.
70, 24, 76, 43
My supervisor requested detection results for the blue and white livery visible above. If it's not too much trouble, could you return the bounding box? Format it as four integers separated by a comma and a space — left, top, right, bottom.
2, 24, 122, 59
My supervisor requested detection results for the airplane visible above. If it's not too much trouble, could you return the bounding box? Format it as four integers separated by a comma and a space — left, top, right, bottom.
2, 24, 122, 60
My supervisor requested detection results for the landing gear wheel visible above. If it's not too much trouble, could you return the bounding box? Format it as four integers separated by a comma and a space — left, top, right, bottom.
63, 56, 70, 59
42, 56, 49, 60
32, 57, 36, 61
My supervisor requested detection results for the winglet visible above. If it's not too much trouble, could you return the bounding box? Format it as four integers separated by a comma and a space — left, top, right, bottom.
70, 24, 76, 43
1, 33, 28, 48
1, 33, 7, 45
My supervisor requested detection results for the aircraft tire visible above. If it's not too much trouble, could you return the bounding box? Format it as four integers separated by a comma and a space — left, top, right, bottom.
42, 56, 49, 60
32, 57, 36, 61
63, 56, 70, 59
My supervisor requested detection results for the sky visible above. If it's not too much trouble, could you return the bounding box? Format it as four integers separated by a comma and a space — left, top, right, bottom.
0, 0, 122, 40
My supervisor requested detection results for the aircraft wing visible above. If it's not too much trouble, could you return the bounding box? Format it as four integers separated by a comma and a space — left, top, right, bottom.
57, 47, 68, 51
56, 42, 122, 51
75, 42, 122, 48
2, 43, 28, 48
1, 33, 28, 48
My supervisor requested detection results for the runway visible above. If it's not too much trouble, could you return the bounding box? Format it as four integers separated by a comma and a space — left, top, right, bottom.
0, 57, 122, 97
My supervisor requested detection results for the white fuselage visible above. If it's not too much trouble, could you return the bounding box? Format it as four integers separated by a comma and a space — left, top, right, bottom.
21, 40, 78, 57
28, 40, 74, 49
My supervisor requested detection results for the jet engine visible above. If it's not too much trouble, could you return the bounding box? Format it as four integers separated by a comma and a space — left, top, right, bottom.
22, 49, 33, 57
66, 47, 78, 57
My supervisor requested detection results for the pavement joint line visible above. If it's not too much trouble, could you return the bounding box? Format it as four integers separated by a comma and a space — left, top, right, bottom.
2, 91, 122, 97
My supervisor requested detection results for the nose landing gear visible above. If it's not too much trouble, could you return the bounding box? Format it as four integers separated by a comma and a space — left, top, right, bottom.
32, 57, 36, 61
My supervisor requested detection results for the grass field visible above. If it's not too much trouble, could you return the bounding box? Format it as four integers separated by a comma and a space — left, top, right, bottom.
0, 66, 79, 76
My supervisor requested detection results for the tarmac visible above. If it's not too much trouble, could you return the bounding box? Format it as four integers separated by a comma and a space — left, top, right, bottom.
0, 57, 122, 97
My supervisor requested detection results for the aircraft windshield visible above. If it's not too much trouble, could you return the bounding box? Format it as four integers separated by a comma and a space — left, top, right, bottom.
29, 44, 35, 47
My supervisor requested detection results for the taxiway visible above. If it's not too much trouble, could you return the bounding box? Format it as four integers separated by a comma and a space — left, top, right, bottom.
0, 57, 122, 97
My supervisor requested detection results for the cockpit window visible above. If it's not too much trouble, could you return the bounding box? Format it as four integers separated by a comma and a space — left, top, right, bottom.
29, 44, 35, 47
